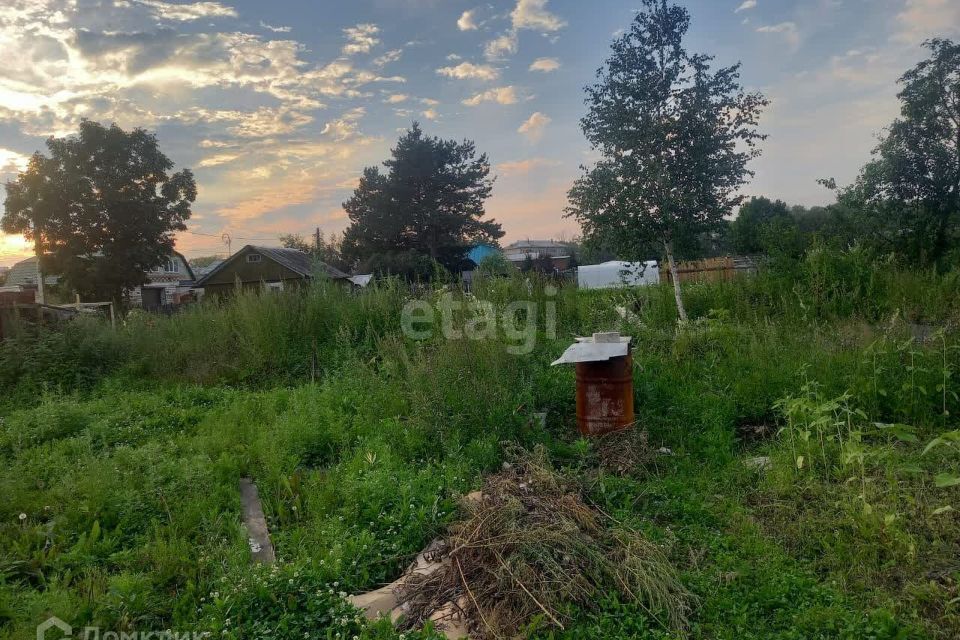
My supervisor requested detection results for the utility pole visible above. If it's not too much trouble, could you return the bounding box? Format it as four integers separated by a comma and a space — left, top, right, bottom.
33, 225, 45, 306
314, 227, 321, 253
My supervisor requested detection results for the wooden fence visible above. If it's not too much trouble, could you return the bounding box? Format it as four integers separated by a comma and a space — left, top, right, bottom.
659, 256, 757, 285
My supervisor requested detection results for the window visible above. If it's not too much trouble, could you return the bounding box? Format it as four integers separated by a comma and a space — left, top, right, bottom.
152, 259, 179, 273
247, 254, 262, 263
264, 281, 284, 292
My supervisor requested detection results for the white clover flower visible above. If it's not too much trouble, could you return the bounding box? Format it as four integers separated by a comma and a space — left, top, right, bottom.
18, 513, 26, 521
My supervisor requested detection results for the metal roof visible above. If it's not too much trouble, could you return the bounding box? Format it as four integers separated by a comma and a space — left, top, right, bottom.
252, 246, 349, 279
4, 256, 59, 287
506, 239, 571, 250
194, 245, 349, 286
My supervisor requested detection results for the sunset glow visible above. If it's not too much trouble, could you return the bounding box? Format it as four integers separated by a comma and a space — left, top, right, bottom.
0, 0, 957, 268
0, 233, 30, 265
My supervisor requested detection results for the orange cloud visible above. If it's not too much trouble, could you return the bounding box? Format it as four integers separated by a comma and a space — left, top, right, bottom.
0, 233, 32, 267
497, 157, 560, 176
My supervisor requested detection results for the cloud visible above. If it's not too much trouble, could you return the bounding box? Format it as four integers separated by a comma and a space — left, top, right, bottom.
436, 61, 499, 81
197, 152, 241, 168
0, 0, 405, 240
208, 131, 381, 221
342, 23, 380, 55
320, 107, 366, 141
259, 21, 291, 33
756, 21, 800, 50
199, 139, 234, 149
462, 86, 519, 106
497, 157, 559, 176
484, 32, 518, 60
457, 9, 478, 30
529, 57, 560, 72
136, 0, 237, 21
481, 0, 565, 63
373, 49, 403, 67
171, 107, 314, 138
734, 0, 756, 12
511, 0, 566, 32
385, 93, 408, 103
518, 111, 550, 141
893, 0, 960, 44
0, 147, 30, 173
421, 108, 438, 120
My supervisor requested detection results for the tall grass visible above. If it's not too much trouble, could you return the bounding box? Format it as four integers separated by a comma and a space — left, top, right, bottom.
1, 247, 959, 638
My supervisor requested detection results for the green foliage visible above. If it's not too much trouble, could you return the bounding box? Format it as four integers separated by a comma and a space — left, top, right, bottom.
567, 0, 767, 319
279, 231, 350, 273
341, 123, 503, 274
476, 252, 513, 277
731, 197, 805, 259
825, 39, 960, 269
198, 564, 443, 640
2, 255, 960, 638
1, 121, 196, 304
358, 249, 443, 281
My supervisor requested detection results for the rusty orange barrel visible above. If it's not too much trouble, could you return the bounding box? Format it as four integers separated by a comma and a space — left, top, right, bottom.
575, 352, 634, 436
552, 332, 635, 437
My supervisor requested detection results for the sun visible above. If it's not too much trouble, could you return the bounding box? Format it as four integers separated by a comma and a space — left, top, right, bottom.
0, 233, 32, 264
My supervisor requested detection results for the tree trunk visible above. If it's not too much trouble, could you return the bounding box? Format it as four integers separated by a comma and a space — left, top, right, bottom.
663, 239, 688, 323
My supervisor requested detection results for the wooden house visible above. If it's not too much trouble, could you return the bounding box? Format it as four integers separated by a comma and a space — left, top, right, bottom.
195, 245, 349, 296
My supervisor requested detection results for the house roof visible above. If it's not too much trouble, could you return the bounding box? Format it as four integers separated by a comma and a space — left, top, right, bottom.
192, 259, 224, 278
466, 244, 500, 266
505, 239, 571, 250
194, 245, 349, 286
171, 251, 197, 282
7, 252, 193, 288
5, 256, 59, 287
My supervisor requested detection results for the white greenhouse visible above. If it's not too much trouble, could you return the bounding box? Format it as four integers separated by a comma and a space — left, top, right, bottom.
577, 260, 660, 290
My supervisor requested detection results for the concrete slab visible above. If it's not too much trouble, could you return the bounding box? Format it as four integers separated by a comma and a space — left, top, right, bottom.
239, 477, 276, 565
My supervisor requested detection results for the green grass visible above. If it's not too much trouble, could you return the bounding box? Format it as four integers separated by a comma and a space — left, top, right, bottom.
1, 249, 959, 639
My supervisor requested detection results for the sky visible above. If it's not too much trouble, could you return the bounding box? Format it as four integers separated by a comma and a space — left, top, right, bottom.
0, 0, 958, 267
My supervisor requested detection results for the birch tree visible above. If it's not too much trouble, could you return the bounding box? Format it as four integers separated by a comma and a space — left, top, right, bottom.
566, 0, 767, 321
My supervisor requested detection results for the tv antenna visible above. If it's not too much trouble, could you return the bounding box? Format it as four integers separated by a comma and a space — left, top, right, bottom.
221, 233, 232, 256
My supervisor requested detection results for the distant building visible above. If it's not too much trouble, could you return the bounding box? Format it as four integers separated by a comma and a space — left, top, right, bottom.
503, 239, 575, 274
195, 245, 349, 296
459, 243, 503, 290
503, 239, 572, 263
4, 256, 59, 289
192, 259, 224, 279
131, 252, 198, 310
5, 252, 196, 310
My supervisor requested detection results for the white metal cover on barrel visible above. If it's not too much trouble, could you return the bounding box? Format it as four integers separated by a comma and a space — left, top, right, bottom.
551, 332, 632, 365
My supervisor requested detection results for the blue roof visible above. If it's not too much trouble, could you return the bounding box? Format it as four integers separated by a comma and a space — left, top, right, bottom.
466, 244, 500, 266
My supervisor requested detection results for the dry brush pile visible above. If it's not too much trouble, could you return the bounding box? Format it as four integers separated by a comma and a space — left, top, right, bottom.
397, 445, 692, 638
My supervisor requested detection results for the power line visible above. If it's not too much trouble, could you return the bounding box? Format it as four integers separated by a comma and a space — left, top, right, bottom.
179, 229, 278, 241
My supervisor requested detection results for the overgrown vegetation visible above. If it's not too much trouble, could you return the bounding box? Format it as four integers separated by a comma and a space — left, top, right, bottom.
398, 445, 693, 637
2, 248, 960, 639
